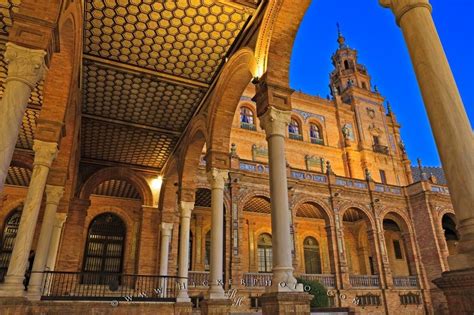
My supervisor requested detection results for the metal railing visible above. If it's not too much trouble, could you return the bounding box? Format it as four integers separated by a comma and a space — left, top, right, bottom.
349, 275, 380, 288
299, 274, 336, 288
188, 271, 209, 288
240, 122, 257, 131
393, 276, 418, 288
41, 271, 183, 301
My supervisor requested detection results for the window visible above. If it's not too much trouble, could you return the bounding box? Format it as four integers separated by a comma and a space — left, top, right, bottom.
240, 107, 256, 131
303, 237, 322, 274
344, 60, 350, 70
288, 118, 302, 141
204, 231, 211, 271
400, 293, 421, 305
379, 170, 387, 184
393, 240, 403, 259
0, 208, 22, 282
309, 124, 324, 145
362, 82, 367, 90
373, 136, 380, 145
257, 233, 272, 273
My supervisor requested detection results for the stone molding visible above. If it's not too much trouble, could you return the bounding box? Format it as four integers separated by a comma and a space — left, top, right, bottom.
207, 168, 228, 190
45, 185, 64, 206
32, 140, 58, 168
4, 43, 47, 89
380, 0, 432, 25
259, 106, 291, 138
180, 201, 194, 219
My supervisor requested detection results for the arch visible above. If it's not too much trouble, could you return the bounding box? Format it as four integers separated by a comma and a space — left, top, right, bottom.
442, 213, 459, 241
0, 205, 23, 282
80, 167, 153, 206
288, 116, 303, 140
303, 236, 322, 274
243, 195, 271, 214
255, 0, 312, 86
207, 47, 257, 159
381, 211, 412, 234
257, 233, 273, 273
239, 105, 257, 130
339, 203, 376, 230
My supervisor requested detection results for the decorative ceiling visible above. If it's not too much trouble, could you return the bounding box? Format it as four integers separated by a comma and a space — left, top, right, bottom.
243, 196, 271, 214
0, 0, 20, 36
195, 188, 211, 208
92, 179, 141, 200
6, 166, 31, 187
81, 0, 258, 171
342, 208, 366, 222
296, 202, 326, 219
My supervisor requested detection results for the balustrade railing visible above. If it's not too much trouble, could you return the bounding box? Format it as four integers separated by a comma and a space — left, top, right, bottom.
242, 273, 272, 287
188, 271, 209, 288
393, 276, 418, 288
373, 144, 389, 155
299, 274, 336, 288
41, 271, 183, 301
349, 275, 380, 288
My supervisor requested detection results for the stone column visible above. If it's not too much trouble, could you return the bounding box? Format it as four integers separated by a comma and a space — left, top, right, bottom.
177, 201, 193, 302
27, 185, 64, 298
381, 0, 474, 270
45, 213, 67, 271
0, 140, 57, 296
259, 106, 301, 293
0, 43, 47, 192
206, 168, 228, 299
159, 222, 174, 276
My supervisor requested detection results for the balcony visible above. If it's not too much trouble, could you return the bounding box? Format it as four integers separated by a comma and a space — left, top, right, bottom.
349, 275, 380, 288
310, 137, 324, 145
188, 271, 209, 287
299, 274, 336, 288
240, 122, 256, 131
373, 144, 389, 155
41, 271, 183, 301
289, 133, 303, 141
393, 276, 418, 288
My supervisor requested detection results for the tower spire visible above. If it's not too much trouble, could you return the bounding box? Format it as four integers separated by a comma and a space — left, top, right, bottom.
336, 22, 346, 48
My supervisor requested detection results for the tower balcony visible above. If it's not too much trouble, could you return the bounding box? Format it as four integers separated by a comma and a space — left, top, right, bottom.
373, 144, 389, 155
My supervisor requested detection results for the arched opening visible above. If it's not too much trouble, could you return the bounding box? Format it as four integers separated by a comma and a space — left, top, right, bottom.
240, 106, 256, 131
383, 218, 410, 276
289, 118, 303, 141
309, 123, 324, 145
442, 213, 459, 255
257, 233, 273, 273
0, 207, 22, 282
82, 213, 126, 284
303, 236, 321, 274
344, 60, 350, 70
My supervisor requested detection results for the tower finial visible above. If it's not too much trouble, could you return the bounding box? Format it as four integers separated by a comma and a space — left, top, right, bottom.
336, 22, 346, 48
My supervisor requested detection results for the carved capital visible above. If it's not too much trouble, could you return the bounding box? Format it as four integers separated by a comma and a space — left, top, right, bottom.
55, 212, 67, 228
161, 222, 174, 237
45, 185, 64, 206
32, 140, 58, 168
207, 168, 229, 190
380, 0, 432, 25
180, 201, 194, 219
4, 43, 47, 89
259, 106, 291, 138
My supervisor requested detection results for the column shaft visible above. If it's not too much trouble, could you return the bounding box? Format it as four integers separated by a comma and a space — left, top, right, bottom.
177, 201, 193, 301
45, 213, 67, 271
159, 223, 173, 276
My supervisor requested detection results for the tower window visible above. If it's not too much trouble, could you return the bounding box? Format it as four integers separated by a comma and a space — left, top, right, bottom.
344, 60, 350, 70
379, 170, 387, 184
362, 82, 367, 89
393, 240, 403, 259
310, 124, 324, 145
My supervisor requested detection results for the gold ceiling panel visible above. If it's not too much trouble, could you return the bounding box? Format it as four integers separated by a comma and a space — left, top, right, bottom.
81, 118, 178, 169
0, 0, 21, 36
84, 0, 251, 83
83, 61, 205, 131
195, 188, 211, 208
296, 203, 325, 219
16, 108, 38, 150
244, 196, 271, 214
92, 179, 141, 199
6, 165, 31, 186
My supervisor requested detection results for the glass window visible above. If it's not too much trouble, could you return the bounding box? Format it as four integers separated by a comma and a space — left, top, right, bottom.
303, 237, 321, 274
257, 233, 272, 273
0, 208, 22, 282
240, 107, 256, 130
289, 119, 300, 135
310, 124, 323, 145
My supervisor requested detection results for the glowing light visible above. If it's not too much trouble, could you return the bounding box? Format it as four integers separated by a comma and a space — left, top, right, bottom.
151, 176, 163, 190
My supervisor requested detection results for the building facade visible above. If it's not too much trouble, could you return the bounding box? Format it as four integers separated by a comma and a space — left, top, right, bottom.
0, 0, 472, 315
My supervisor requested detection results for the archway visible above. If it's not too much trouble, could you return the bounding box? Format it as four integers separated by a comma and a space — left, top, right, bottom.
441, 213, 459, 256
0, 206, 22, 282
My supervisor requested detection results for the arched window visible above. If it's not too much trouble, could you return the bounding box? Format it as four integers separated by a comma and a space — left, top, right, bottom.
82, 213, 126, 284
303, 237, 322, 274
288, 118, 302, 141
240, 106, 256, 131
257, 233, 272, 273
204, 231, 211, 271
309, 123, 324, 145
0, 208, 22, 282
344, 60, 350, 70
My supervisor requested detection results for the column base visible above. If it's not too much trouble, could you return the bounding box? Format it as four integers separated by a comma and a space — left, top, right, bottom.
0, 275, 26, 297
260, 292, 312, 315
25, 285, 42, 301
271, 266, 303, 292
207, 285, 226, 300
201, 298, 232, 315
433, 268, 474, 315
174, 301, 193, 315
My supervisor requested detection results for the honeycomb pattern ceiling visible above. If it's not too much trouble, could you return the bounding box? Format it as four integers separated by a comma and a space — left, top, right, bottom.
244, 196, 271, 214
296, 203, 326, 219
16, 109, 38, 150
6, 166, 31, 187
195, 188, 211, 208
0, 0, 20, 36
92, 179, 141, 200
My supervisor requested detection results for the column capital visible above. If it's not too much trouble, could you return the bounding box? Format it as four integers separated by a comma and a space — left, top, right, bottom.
180, 201, 194, 219
45, 185, 64, 206
32, 140, 58, 168
207, 168, 229, 190
259, 106, 291, 138
380, 0, 432, 25
4, 43, 47, 89
252, 73, 294, 116
161, 222, 174, 237
55, 212, 67, 228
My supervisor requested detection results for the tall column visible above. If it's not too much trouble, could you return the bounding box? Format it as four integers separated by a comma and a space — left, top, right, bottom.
159, 222, 173, 276
27, 185, 64, 298
45, 212, 67, 271
0, 140, 57, 296
380, 0, 474, 270
177, 201, 193, 302
0, 44, 47, 192
259, 106, 301, 292
207, 168, 228, 299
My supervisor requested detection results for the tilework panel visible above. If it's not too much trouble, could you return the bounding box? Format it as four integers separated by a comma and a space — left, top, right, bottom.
0, 0, 20, 35
81, 118, 177, 168
16, 108, 38, 150
83, 61, 205, 131
92, 179, 141, 199
295, 203, 325, 219
195, 188, 211, 208
243, 196, 271, 214
6, 166, 31, 186
84, 0, 251, 83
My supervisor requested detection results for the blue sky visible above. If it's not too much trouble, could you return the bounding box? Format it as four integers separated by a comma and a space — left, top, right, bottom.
290, 0, 473, 167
